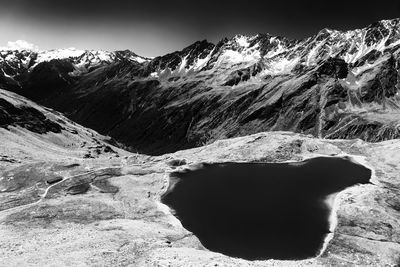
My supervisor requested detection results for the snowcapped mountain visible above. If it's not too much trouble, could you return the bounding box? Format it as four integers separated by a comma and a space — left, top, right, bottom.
143, 19, 400, 76
1, 18, 399, 81
0, 47, 150, 77
0, 18, 399, 154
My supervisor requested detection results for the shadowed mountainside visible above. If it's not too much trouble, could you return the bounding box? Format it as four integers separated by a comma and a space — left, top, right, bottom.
1, 19, 400, 154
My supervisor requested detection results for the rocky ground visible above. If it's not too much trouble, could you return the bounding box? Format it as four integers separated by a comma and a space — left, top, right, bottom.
1, 129, 400, 266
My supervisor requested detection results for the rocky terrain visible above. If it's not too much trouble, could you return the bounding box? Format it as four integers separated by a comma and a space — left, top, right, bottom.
1, 100, 400, 265
1, 18, 400, 266
1, 19, 400, 155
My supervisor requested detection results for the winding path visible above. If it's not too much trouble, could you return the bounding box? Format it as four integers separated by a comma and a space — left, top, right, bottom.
1, 167, 123, 214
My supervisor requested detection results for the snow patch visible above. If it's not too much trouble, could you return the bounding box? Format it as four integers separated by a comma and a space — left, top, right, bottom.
235, 35, 250, 48
131, 56, 148, 63
264, 38, 287, 58
37, 48, 85, 62
306, 41, 326, 66
218, 45, 261, 65
193, 49, 214, 70
262, 57, 300, 76
178, 54, 189, 72
91, 50, 112, 62
150, 72, 159, 78
1, 69, 12, 78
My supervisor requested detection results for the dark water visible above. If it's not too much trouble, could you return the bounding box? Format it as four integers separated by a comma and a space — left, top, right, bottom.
162, 157, 371, 260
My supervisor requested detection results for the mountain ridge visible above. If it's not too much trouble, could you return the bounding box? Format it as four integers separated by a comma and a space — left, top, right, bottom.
2, 18, 399, 71
0, 18, 399, 155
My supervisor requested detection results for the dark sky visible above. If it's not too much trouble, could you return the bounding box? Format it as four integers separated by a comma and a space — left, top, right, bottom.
0, 0, 399, 57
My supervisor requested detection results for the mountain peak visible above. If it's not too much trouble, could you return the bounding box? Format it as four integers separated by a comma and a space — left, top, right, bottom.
377, 18, 400, 27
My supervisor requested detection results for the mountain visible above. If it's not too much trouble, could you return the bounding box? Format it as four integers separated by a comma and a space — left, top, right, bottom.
1, 18, 400, 154
0, 88, 125, 169
0, 48, 149, 86
2, 19, 400, 267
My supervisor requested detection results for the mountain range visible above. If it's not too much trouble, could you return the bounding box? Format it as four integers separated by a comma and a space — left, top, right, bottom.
1, 18, 400, 154
2, 18, 400, 266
